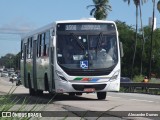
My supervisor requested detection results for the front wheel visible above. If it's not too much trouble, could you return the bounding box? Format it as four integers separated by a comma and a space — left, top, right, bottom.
69, 92, 75, 96
29, 88, 36, 96
97, 92, 107, 100
76, 92, 82, 96
36, 90, 43, 96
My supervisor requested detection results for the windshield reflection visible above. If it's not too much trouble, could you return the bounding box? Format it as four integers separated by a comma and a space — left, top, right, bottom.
57, 33, 118, 69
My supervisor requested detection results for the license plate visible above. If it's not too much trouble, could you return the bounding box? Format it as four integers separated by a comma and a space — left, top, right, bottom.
84, 88, 95, 92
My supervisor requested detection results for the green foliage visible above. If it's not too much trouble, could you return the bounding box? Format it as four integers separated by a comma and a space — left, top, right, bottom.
0, 52, 20, 70
87, 0, 111, 20
116, 21, 160, 78
157, 0, 160, 13
1, 20, 160, 80
0, 87, 42, 120
133, 75, 144, 82
116, 21, 135, 77
150, 78, 160, 83
123, 0, 148, 6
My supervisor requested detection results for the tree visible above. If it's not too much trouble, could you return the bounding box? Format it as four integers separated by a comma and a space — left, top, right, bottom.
0, 53, 20, 70
123, 0, 147, 4
116, 21, 160, 78
87, 0, 111, 20
148, 0, 156, 78
0, 54, 15, 68
123, 0, 147, 79
157, 0, 160, 12
116, 21, 135, 77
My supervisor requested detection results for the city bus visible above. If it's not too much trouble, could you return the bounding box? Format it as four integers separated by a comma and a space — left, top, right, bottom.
20, 18, 123, 100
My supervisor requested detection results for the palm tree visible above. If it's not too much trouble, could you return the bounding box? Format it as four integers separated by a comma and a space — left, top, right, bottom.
139, 1, 147, 75
124, 0, 139, 79
157, 0, 160, 12
123, 0, 147, 4
123, 0, 147, 79
87, 0, 112, 20
148, 0, 156, 79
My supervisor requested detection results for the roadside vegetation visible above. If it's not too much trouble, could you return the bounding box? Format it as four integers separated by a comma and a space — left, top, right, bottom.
1, 0, 160, 80
0, 87, 43, 120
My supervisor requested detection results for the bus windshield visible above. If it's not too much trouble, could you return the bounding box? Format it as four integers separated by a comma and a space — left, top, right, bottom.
56, 23, 118, 70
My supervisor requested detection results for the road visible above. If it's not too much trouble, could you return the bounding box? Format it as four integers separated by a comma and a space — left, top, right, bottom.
0, 77, 160, 120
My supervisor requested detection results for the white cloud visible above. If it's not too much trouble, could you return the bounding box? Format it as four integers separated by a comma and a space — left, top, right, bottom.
0, 18, 36, 35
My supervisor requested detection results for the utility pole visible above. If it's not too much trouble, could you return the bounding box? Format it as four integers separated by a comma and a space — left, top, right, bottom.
148, 0, 156, 79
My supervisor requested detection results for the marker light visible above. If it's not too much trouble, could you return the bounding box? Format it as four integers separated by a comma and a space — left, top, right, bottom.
56, 70, 67, 81
109, 70, 120, 82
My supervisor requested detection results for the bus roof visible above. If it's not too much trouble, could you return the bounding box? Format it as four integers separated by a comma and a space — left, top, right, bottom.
56, 19, 115, 24
21, 19, 116, 40
21, 22, 56, 39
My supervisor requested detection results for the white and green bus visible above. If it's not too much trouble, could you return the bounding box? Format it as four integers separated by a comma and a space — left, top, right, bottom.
20, 19, 123, 100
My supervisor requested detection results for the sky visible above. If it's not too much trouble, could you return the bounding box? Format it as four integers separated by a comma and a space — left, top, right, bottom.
0, 0, 159, 57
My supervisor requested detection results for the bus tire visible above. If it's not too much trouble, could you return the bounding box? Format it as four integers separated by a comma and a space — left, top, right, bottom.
28, 73, 31, 88
97, 92, 106, 100
29, 88, 36, 96
69, 92, 75, 96
36, 90, 43, 96
44, 74, 49, 91
76, 92, 82, 96
28, 73, 35, 96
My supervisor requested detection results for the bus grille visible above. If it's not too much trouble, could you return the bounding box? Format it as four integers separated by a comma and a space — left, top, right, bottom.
72, 84, 106, 91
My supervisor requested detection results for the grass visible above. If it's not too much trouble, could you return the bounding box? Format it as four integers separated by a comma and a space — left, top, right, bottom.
133, 75, 160, 83
0, 87, 41, 120
0, 86, 63, 120
133, 75, 144, 82
120, 75, 160, 94
149, 78, 160, 83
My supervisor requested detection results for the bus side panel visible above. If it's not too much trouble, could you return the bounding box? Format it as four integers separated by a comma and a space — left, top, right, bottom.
36, 58, 43, 90
23, 44, 28, 88
20, 60, 24, 86
49, 47, 55, 92
26, 59, 33, 88
36, 57, 49, 90
32, 40, 37, 91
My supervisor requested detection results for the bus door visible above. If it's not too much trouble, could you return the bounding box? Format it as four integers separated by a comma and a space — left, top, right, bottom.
51, 46, 55, 90
33, 40, 37, 91
23, 44, 27, 87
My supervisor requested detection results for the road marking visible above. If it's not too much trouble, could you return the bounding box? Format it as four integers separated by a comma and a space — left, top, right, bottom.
86, 94, 121, 98
130, 99, 154, 103
107, 96, 121, 98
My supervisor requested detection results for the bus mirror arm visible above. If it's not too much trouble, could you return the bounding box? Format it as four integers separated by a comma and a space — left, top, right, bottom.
120, 42, 124, 57
51, 36, 56, 47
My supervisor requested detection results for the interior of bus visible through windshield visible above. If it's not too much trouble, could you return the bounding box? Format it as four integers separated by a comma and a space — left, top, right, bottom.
57, 32, 118, 70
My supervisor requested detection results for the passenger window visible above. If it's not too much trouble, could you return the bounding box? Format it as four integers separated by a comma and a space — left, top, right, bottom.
37, 35, 40, 57
37, 31, 50, 57
41, 33, 45, 56
27, 37, 32, 59
21, 40, 24, 59
44, 31, 50, 56
39, 34, 42, 57
30, 38, 33, 58
27, 39, 30, 58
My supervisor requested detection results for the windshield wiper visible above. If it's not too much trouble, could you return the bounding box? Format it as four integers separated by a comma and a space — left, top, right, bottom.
70, 33, 85, 50
96, 32, 103, 50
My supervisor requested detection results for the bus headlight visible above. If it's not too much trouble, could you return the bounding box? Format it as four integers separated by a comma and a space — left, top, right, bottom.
109, 70, 120, 82
56, 70, 68, 81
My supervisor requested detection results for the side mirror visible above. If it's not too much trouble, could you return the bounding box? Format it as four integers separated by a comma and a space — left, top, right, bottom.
51, 36, 56, 47
120, 42, 124, 57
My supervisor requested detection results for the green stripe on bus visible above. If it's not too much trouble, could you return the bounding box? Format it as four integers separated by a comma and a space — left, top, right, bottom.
74, 78, 82, 80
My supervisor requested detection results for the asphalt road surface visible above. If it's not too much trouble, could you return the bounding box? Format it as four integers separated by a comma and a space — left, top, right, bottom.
0, 77, 160, 120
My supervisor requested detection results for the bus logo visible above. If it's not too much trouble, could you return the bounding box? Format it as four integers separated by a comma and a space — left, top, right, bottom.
80, 60, 88, 69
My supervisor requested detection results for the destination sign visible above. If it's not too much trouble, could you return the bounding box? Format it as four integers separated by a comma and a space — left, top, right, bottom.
65, 25, 101, 31
57, 23, 115, 31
